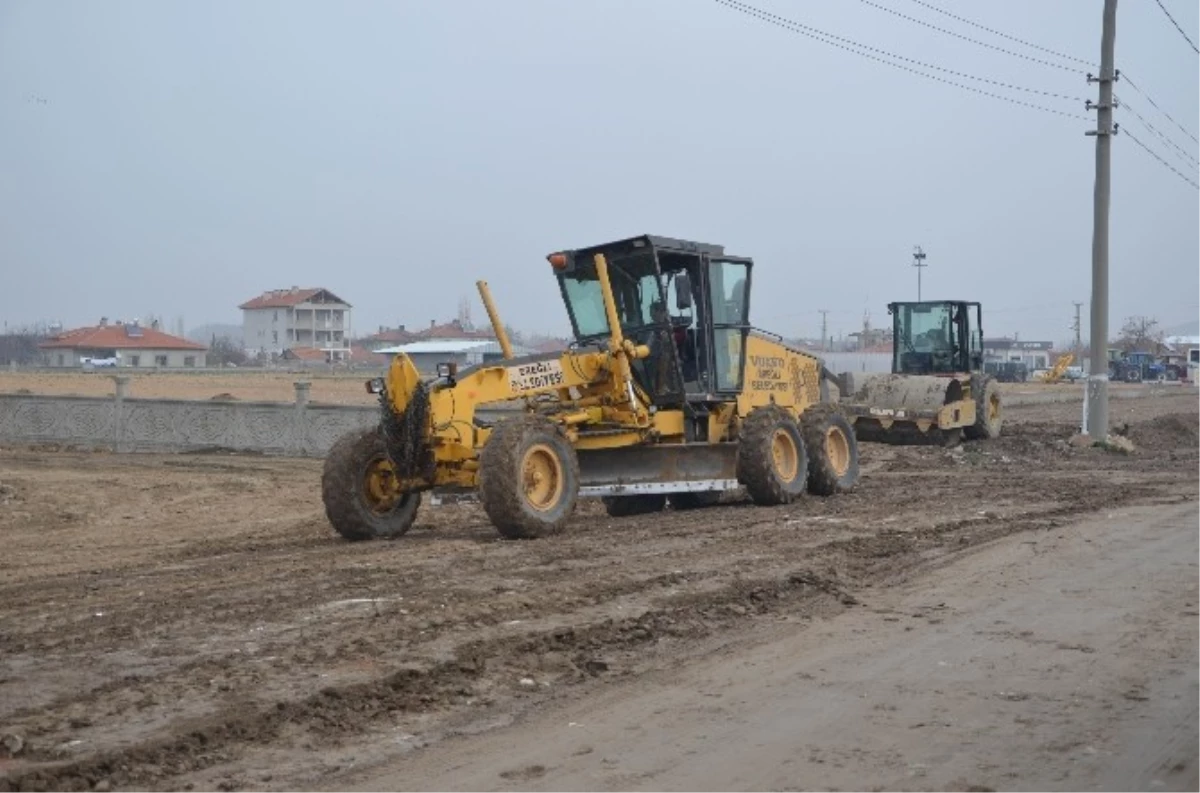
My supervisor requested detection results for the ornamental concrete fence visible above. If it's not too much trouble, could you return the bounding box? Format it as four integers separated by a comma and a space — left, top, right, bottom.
0, 378, 381, 456
0, 377, 1170, 458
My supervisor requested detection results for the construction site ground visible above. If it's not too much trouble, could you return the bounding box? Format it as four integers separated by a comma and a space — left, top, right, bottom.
0, 391, 1196, 792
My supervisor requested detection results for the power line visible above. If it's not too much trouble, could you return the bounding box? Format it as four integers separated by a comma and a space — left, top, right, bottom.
876, 0, 1200, 147
1124, 129, 1200, 189
1152, 0, 1199, 55
714, 0, 1091, 120
903, 0, 1095, 67
1115, 94, 1199, 168
1120, 74, 1199, 144
854, 0, 1086, 74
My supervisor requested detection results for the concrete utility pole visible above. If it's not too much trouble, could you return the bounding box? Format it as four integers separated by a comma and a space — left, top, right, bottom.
1073, 301, 1083, 353
912, 246, 927, 301
819, 309, 829, 351
1085, 0, 1118, 437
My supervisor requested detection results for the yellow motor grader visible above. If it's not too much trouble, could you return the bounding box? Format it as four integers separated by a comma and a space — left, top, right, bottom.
321, 235, 861, 541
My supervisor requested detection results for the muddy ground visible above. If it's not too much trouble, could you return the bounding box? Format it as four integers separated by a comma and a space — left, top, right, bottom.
0, 392, 1196, 792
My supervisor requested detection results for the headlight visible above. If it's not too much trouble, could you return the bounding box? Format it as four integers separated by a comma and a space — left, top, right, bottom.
437, 362, 458, 380
365, 377, 385, 394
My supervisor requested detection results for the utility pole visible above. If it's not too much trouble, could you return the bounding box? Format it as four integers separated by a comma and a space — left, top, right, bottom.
819, 309, 829, 351
1072, 301, 1083, 353
1084, 0, 1118, 437
912, 246, 927, 301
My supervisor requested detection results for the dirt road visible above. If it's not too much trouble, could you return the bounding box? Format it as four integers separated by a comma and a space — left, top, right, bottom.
0, 392, 1196, 791
347, 500, 1197, 792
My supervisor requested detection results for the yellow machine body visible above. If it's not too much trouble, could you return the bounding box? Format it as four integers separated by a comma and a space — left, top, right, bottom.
323, 234, 859, 541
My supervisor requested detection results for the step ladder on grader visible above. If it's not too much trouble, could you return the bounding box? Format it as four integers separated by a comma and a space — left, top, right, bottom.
321, 235, 862, 541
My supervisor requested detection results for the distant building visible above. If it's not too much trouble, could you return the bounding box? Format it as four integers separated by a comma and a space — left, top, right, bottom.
239, 287, 351, 359
40, 319, 207, 368
984, 338, 1054, 371
375, 339, 529, 374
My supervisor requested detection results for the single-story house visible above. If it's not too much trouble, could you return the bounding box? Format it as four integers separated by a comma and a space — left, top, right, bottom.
39, 320, 208, 368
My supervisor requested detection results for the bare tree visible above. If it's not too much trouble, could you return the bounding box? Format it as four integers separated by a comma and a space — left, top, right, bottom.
208, 335, 248, 367
1115, 316, 1164, 354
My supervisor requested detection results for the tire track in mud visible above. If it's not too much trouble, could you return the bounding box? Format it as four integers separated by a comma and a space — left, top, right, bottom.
1, 475, 1185, 792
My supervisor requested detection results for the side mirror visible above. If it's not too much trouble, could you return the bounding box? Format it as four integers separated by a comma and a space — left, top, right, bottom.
673, 273, 693, 310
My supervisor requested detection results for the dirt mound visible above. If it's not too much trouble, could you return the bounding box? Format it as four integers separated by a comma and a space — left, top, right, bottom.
1125, 412, 1199, 451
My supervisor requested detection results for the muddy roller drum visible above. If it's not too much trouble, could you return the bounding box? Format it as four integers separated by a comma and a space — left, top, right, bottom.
841, 372, 994, 446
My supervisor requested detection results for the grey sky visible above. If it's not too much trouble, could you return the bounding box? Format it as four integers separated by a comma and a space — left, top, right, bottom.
3, 0, 1197, 345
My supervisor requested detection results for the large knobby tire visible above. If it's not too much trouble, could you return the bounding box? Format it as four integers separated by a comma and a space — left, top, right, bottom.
602, 494, 667, 517
322, 427, 421, 541
736, 406, 809, 506
1125, 367, 1142, 383
479, 416, 579, 539
801, 404, 861, 496
964, 375, 1003, 441
669, 491, 723, 510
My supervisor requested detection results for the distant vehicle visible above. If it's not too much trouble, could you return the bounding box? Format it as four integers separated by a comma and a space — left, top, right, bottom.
81, 356, 119, 369
1063, 366, 1086, 382
983, 360, 1028, 383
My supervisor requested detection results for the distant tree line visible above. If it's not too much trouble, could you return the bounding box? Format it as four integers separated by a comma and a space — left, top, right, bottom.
0, 327, 47, 366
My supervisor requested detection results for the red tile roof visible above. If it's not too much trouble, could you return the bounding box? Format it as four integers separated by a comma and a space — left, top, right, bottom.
239, 288, 349, 310
363, 328, 420, 345
281, 346, 329, 362
421, 320, 495, 340
349, 344, 390, 366
40, 325, 207, 351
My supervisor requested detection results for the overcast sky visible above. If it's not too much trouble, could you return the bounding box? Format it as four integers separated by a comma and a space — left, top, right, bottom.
3, 0, 1197, 344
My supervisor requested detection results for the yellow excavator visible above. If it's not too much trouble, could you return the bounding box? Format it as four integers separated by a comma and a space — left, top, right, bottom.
322, 235, 860, 541
1038, 352, 1075, 384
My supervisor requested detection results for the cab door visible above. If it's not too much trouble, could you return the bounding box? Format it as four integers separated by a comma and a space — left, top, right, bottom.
704, 257, 753, 395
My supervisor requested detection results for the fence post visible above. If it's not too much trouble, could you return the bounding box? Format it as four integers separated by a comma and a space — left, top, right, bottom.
112, 375, 130, 452
292, 381, 311, 455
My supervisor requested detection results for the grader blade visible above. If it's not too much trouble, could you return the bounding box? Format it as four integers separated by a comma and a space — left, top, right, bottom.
576, 443, 740, 497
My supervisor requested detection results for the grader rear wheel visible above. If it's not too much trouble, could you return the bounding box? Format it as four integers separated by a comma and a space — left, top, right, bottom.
737, 406, 809, 506
479, 416, 580, 539
801, 404, 861, 496
322, 427, 421, 541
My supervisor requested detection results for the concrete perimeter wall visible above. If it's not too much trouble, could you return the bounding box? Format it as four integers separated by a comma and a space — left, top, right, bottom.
0, 379, 380, 457
0, 378, 1175, 458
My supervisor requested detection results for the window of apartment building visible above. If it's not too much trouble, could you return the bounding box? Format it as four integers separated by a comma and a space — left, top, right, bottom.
272, 330, 278, 343
129, 355, 140, 367
155, 354, 169, 367
273, 310, 278, 322
57, 354, 64, 366
184, 356, 196, 367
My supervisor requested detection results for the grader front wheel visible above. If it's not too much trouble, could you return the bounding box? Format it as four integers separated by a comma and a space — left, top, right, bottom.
479, 416, 580, 539
321, 427, 421, 541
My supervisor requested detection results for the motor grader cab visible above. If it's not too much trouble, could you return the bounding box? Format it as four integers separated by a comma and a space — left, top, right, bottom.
321, 234, 861, 542
838, 300, 1002, 445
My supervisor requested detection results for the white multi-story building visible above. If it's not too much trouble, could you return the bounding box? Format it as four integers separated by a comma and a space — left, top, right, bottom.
239, 287, 351, 358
